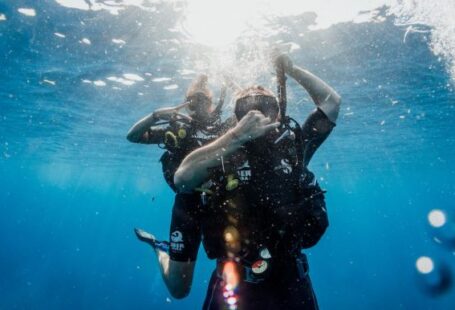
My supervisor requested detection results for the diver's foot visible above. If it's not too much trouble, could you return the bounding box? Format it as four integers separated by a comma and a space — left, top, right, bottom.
134, 228, 156, 247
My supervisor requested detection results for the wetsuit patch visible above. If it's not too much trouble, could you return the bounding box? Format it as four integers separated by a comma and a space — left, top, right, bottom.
170, 230, 185, 253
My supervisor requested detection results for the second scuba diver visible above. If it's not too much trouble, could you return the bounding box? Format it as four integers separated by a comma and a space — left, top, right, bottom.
127, 74, 233, 298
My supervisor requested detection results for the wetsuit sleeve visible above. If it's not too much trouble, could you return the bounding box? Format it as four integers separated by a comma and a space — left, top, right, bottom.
169, 193, 202, 262
301, 108, 336, 167
142, 127, 168, 144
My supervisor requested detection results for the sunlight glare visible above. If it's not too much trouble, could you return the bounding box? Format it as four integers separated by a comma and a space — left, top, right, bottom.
183, 0, 395, 46
184, 0, 265, 46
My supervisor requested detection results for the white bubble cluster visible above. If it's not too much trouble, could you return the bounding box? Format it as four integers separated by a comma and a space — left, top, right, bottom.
93, 80, 106, 87
18, 8, 36, 17
123, 74, 144, 82
390, 0, 455, 81
80, 38, 91, 45
112, 38, 126, 45
55, 0, 157, 15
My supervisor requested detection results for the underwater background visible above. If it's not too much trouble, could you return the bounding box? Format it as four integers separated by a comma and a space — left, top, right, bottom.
1, 0, 455, 309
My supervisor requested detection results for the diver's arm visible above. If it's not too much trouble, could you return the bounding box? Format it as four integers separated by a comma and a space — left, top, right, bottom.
277, 55, 341, 123
154, 250, 196, 299
174, 127, 244, 193
127, 103, 190, 143
126, 111, 161, 143
174, 111, 279, 192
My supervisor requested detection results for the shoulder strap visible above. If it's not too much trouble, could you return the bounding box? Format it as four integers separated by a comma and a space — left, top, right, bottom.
284, 116, 304, 173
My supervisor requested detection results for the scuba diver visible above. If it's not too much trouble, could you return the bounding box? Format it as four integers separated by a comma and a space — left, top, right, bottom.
139, 54, 341, 309
127, 74, 233, 298
127, 74, 230, 192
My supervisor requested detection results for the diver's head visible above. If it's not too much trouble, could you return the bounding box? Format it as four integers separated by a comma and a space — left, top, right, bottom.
234, 86, 280, 122
185, 74, 214, 122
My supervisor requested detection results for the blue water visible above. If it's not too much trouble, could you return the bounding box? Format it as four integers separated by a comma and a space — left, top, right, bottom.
1, 1, 455, 309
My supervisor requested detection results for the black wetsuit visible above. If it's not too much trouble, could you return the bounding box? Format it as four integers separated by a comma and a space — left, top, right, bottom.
145, 118, 227, 192
149, 117, 233, 260
167, 109, 335, 309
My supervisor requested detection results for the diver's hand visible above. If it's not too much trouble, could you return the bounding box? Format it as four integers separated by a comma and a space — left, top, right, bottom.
231, 110, 280, 144
274, 53, 294, 74
153, 101, 191, 121
153, 107, 179, 120
172, 112, 193, 122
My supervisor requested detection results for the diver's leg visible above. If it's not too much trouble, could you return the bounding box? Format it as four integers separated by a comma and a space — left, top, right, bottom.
134, 225, 196, 299
134, 193, 201, 298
